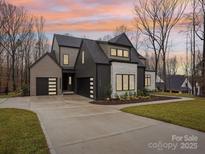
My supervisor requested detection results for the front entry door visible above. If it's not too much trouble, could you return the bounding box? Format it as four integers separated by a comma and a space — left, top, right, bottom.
67, 75, 73, 91
63, 73, 73, 91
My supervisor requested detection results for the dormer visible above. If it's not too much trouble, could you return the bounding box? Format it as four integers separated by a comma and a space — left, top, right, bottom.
51, 34, 82, 69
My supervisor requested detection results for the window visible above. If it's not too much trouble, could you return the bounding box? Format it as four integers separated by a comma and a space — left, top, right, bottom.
63, 55, 69, 65
117, 49, 123, 57
82, 51, 85, 64
116, 75, 123, 91
123, 75, 129, 90
69, 76, 72, 85
110, 48, 129, 58
145, 74, 151, 86
123, 50, 129, 57
116, 74, 135, 91
129, 75, 135, 90
110, 48, 117, 56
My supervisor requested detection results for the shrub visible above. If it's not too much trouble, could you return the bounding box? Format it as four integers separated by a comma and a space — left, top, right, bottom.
124, 92, 128, 99
105, 84, 112, 98
137, 89, 150, 97
20, 84, 29, 96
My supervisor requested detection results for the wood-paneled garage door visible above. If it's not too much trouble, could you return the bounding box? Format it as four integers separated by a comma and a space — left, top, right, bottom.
36, 77, 57, 96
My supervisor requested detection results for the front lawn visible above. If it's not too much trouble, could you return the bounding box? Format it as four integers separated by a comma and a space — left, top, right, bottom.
152, 92, 194, 98
0, 108, 49, 154
121, 98, 205, 132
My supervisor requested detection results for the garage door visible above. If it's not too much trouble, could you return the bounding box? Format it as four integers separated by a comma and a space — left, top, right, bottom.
36, 77, 57, 96
77, 77, 94, 98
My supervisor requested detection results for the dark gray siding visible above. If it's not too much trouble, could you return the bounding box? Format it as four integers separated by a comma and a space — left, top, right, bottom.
97, 64, 111, 100
137, 67, 145, 90
75, 42, 97, 99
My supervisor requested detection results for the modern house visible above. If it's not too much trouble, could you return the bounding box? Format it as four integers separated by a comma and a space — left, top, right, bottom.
156, 75, 200, 95
30, 33, 146, 100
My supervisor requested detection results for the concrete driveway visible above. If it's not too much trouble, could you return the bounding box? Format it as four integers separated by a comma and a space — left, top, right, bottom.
0, 95, 205, 154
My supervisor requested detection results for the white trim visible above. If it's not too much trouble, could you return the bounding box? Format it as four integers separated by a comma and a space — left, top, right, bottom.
49, 81, 56, 85
49, 92, 57, 95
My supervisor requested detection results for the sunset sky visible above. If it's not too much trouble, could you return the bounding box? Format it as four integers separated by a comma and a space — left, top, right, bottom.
8, 0, 199, 73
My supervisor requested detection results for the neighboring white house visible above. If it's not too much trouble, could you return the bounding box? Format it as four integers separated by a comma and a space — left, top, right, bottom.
145, 70, 156, 91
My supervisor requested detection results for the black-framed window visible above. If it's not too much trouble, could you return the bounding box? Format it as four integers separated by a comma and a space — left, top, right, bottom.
117, 49, 123, 57
145, 74, 151, 86
123, 50, 129, 57
116, 74, 135, 91
110, 48, 129, 58
111, 48, 117, 56
63, 54, 69, 65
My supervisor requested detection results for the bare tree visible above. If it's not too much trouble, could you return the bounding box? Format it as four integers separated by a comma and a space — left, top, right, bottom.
98, 34, 112, 41
195, 0, 205, 95
34, 16, 49, 61
167, 56, 178, 75
0, 2, 33, 91
134, 0, 186, 91
134, 0, 163, 86
114, 25, 129, 36
131, 24, 143, 51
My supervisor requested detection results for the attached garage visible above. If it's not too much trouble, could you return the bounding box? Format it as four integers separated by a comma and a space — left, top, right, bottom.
36, 78, 48, 96
36, 77, 57, 96
77, 77, 94, 98
30, 53, 62, 96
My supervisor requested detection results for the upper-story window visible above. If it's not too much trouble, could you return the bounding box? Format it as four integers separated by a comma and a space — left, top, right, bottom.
110, 48, 129, 58
63, 54, 69, 65
82, 51, 85, 64
123, 50, 129, 57
111, 48, 117, 56
117, 49, 123, 57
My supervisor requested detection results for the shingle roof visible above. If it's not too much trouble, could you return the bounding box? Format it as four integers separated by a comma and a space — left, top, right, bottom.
156, 75, 191, 91
130, 48, 145, 67
83, 39, 109, 64
109, 33, 133, 47
54, 34, 82, 48
30, 52, 61, 69
53, 33, 145, 65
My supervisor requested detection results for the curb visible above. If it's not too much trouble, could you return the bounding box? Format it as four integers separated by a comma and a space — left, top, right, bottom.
0, 98, 8, 104
36, 112, 57, 154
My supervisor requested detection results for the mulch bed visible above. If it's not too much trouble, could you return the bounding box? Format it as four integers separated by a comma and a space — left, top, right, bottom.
90, 96, 180, 105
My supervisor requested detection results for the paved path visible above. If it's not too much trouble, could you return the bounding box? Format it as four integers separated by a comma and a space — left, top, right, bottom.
0, 95, 204, 154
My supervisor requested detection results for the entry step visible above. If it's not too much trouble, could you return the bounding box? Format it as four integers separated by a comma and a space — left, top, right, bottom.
63, 91, 74, 95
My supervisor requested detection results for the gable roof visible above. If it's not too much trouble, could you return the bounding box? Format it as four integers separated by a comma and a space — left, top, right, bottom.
54, 34, 82, 48
156, 75, 191, 91
83, 39, 109, 64
109, 33, 133, 47
30, 52, 61, 69
130, 47, 145, 67
51, 33, 146, 65
109, 33, 145, 60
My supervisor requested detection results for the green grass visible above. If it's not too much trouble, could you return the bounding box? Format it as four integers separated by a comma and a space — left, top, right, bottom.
152, 92, 194, 98
121, 98, 205, 132
0, 108, 49, 154
0, 93, 19, 99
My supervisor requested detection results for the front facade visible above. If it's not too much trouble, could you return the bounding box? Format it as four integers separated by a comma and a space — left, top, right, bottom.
30, 33, 146, 100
